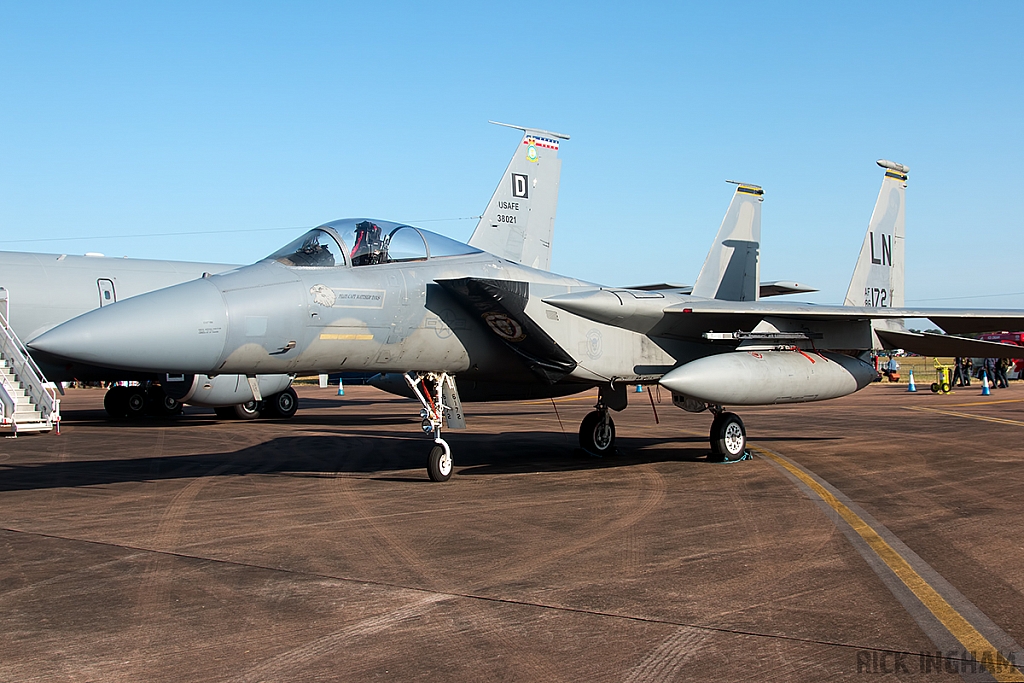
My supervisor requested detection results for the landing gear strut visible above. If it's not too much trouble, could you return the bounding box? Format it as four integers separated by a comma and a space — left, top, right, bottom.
708, 408, 748, 462
404, 372, 465, 482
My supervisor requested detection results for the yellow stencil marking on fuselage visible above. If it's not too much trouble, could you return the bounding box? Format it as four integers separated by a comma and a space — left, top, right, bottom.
319, 333, 374, 341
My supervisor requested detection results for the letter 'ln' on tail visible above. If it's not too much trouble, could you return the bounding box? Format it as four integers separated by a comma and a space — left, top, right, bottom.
468, 121, 568, 271
844, 160, 908, 308
690, 181, 763, 301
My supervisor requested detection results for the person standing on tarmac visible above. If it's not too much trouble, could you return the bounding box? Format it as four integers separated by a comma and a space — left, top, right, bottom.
952, 357, 965, 387
985, 358, 999, 388
885, 355, 900, 382
996, 358, 1010, 389
964, 357, 972, 386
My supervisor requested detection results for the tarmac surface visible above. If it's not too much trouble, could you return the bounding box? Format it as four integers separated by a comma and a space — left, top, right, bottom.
2, 381, 1024, 682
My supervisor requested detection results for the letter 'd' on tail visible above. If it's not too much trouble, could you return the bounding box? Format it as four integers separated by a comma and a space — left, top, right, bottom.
468, 121, 568, 270
844, 160, 907, 308
691, 182, 763, 301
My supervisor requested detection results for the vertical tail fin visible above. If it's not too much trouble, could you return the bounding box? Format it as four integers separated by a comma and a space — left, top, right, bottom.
468, 121, 568, 270
690, 182, 763, 301
844, 160, 908, 308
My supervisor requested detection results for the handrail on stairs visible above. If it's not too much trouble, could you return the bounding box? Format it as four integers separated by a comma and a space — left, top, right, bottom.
0, 287, 60, 430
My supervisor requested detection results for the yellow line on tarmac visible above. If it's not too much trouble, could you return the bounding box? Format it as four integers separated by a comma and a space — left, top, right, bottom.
753, 446, 1024, 682
902, 405, 1024, 427
941, 398, 1024, 408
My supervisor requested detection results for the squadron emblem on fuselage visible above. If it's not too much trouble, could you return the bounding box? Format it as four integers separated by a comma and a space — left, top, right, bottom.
482, 312, 526, 342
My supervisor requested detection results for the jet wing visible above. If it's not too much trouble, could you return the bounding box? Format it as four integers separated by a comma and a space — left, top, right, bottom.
543, 289, 1024, 338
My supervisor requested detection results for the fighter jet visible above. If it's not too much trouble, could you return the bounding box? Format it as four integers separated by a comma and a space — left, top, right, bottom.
30, 158, 1024, 481
367, 177, 816, 399
6, 121, 568, 421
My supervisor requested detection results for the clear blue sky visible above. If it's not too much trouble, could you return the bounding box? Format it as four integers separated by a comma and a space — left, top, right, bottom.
2, 2, 1021, 306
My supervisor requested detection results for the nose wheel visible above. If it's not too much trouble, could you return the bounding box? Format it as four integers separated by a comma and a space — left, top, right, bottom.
709, 411, 749, 462
427, 440, 453, 482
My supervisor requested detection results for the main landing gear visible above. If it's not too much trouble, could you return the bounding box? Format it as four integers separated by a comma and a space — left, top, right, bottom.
708, 408, 748, 462
104, 384, 183, 418
405, 372, 466, 482
579, 384, 627, 456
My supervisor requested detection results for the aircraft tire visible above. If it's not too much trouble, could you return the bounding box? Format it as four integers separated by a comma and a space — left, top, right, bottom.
709, 412, 746, 462
125, 389, 147, 418
233, 400, 262, 420
103, 387, 129, 418
263, 388, 298, 419
147, 386, 183, 416
708, 413, 724, 457
427, 444, 452, 482
579, 410, 615, 455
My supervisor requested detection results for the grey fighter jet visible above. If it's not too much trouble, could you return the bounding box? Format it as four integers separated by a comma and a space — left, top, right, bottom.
4, 122, 568, 422
30, 159, 1024, 481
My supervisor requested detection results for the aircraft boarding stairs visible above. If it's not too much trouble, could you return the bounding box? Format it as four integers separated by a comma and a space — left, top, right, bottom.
0, 288, 59, 435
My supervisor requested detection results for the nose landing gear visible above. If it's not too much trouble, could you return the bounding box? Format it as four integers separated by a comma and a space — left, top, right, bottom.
405, 372, 465, 482
579, 383, 627, 456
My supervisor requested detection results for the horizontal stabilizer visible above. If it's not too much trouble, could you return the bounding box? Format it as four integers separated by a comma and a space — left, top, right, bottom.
624, 280, 817, 298
875, 329, 1024, 359
627, 283, 691, 292
758, 281, 818, 298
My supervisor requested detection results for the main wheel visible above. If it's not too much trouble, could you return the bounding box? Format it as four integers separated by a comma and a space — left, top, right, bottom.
147, 386, 183, 416
161, 396, 184, 415
579, 410, 615, 455
427, 443, 452, 482
103, 387, 129, 418
709, 412, 746, 462
263, 388, 298, 419
125, 389, 147, 418
233, 400, 262, 420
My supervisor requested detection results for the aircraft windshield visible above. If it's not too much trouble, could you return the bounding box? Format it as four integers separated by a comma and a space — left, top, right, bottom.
316, 219, 482, 266
269, 229, 344, 267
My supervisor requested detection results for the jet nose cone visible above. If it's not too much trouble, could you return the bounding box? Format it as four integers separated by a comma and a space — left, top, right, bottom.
28, 278, 229, 373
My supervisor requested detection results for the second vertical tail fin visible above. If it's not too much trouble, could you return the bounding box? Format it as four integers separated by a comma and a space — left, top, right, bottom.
690, 182, 763, 301
844, 160, 908, 308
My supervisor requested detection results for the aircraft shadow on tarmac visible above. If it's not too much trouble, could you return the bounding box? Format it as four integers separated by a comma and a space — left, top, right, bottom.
0, 431, 761, 492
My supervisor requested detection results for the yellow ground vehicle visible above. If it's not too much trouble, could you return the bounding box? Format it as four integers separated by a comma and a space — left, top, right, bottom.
930, 359, 952, 394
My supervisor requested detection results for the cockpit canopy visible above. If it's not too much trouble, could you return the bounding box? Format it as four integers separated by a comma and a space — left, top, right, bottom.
267, 218, 482, 268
